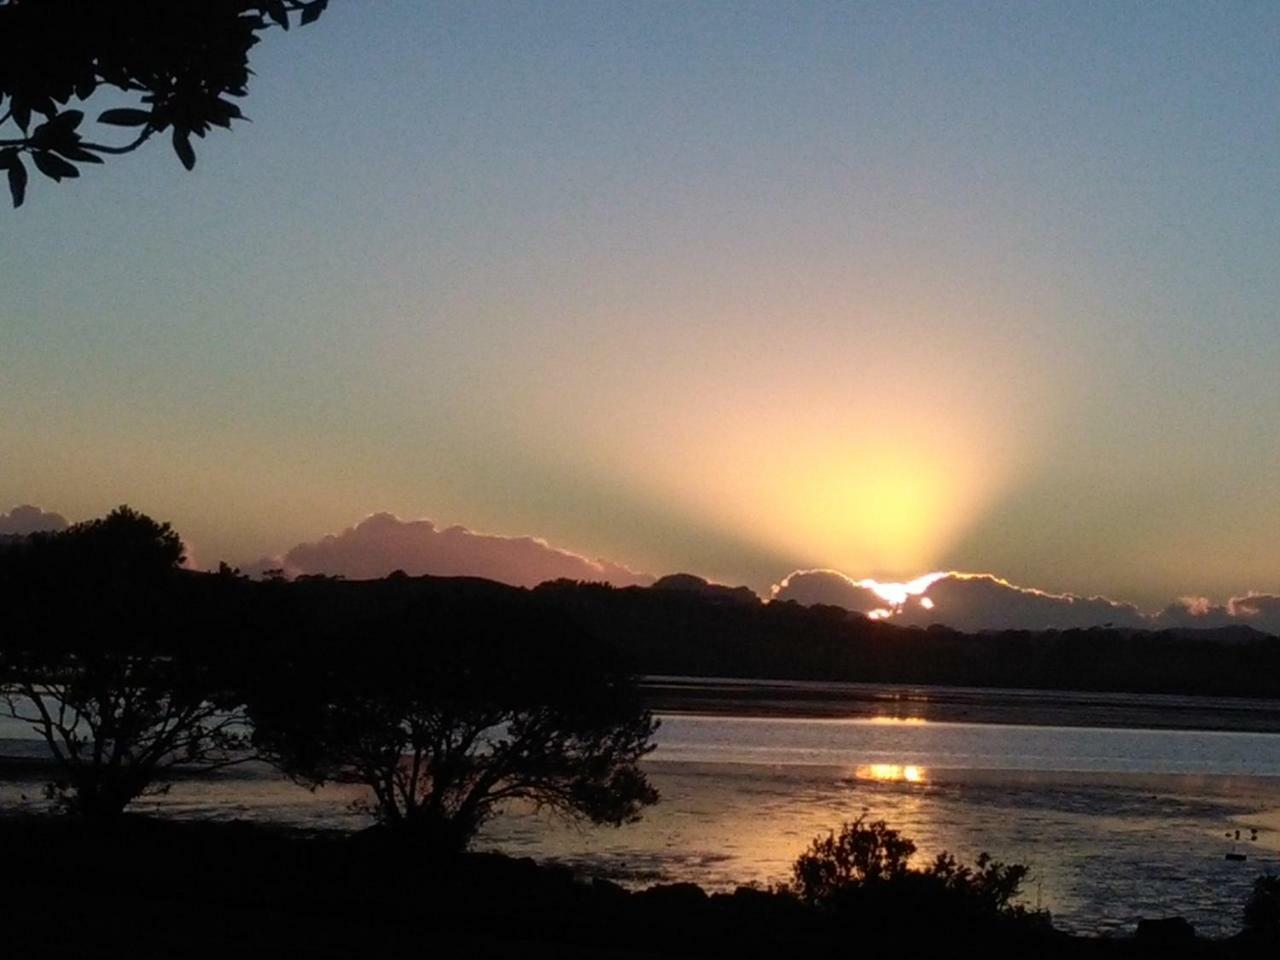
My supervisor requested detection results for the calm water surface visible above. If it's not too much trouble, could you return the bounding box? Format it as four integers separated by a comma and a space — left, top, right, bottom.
4, 685, 1279, 936
485, 713, 1280, 936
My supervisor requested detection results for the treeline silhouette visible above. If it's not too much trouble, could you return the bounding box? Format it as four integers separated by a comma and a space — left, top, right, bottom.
0, 508, 658, 845
530, 579, 1280, 699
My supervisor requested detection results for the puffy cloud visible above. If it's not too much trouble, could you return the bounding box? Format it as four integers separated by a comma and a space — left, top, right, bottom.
245, 512, 653, 588
0, 504, 69, 536
1154, 594, 1280, 637
769, 570, 898, 616
771, 569, 1278, 636
1225, 595, 1280, 636
893, 574, 1149, 632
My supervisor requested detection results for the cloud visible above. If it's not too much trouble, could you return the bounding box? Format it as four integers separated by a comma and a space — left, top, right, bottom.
893, 574, 1149, 632
1153, 594, 1280, 637
245, 512, 653, 588
771, 569, 1278, 636
0, 504, 69, 536
769, 570, 898, 615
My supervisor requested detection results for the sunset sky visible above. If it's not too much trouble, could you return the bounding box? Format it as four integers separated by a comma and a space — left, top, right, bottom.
3, 2, 1278, 612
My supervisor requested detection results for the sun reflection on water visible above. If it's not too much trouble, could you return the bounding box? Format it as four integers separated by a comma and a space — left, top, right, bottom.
864, 716, 928, 726
856, 763, 927, 783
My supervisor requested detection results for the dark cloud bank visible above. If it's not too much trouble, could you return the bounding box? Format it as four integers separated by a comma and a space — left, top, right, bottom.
771, 569, 1280, 638
0, 504, 68, 536
245, 512, 653, 589
253, 512, 1278, 637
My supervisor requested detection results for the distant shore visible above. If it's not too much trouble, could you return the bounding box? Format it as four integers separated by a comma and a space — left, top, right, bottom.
640, 676, 1280, 734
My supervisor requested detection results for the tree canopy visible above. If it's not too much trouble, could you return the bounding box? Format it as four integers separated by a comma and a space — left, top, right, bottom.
0, 506, 249, 816
249, 594, 659, 852
0, 0, 330, 208
1, 507, 658, 833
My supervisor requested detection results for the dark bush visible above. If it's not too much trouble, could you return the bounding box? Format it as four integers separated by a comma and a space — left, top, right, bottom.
788, 817, 1050, 938
1244, 874, 1280, 941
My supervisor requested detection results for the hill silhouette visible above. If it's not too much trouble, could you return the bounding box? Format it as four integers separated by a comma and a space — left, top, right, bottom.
155, 570, 1280, 700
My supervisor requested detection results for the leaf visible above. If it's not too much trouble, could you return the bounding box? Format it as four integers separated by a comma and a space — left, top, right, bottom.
265, 1, 289, 29
32, 151, 79, 182
47, 110, 85, 132
51, 144, 104, 164
172, 129, 196, 171
207, 98, 247, 131
8, 159, 27, 208
98, 108, 153, 127
301, 1, 328, 26
31, 96, 56, 121
217, 98, 245, 121
31, 112, 85, 149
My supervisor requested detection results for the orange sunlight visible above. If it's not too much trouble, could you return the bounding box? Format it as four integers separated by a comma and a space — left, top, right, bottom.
856, 763, 927, 783
861, 572, 948, 606
864, 716, 928, 726
687, 405, 1029, 579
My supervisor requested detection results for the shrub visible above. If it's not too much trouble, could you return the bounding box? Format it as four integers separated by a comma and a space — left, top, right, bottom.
789, 817, 1049, 936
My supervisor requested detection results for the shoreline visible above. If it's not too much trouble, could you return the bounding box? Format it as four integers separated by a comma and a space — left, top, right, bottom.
0, 814, 1272, 956
641, 676, 1280, 734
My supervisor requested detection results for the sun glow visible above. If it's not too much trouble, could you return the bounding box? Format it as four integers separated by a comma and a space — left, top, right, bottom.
655, 391, 1028, 582
858, 571, 948, 606
774, 449, 980, 575
546, 311, 1041, 586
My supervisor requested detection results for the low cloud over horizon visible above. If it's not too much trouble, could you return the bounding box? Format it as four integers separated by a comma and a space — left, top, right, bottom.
771, 569, 1280, 637
5, 503, 1277, 636
0, 504, 69, 536
243, 512, 654, 589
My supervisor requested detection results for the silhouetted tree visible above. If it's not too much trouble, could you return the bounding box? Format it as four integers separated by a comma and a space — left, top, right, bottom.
0, 507, 248, 816
249, 599, 659, 853
0, 0, 330, 207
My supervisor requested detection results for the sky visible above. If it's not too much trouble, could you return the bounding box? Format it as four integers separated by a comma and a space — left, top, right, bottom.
3, 1, 1279, 615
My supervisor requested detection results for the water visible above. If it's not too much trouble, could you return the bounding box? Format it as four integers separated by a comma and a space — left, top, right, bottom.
483, 713, 1280, 936
4, 685, 1280, 936
648, 712, 1280, 775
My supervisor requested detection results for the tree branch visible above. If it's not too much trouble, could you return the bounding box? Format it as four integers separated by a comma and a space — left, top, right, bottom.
79, 128, 154, 156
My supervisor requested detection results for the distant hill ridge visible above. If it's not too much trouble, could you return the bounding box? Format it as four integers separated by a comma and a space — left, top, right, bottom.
221, 571, 1280, 699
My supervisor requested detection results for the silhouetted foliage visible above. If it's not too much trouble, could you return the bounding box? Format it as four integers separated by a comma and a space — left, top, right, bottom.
791, 817, 916, 901
1244, 875, 1280, 942
789, 817, 1045, 937
249, 595, 659, 853
531, 579, 1280, 700
0, 817, 1080, 960
923, 850, 1033, 916
0, 0, 330, 207
0, 507, 248, 816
